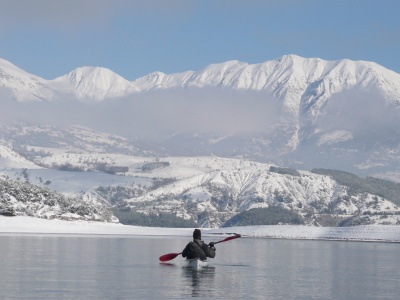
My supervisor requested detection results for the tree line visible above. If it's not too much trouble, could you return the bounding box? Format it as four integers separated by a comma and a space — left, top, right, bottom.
311, 168, 400, 206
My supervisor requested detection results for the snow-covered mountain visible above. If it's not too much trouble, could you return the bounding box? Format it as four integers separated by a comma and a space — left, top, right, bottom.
0, 58, 54, 101
2, 55, 400, 175
2, 55, 400, 227
133, 55, 400, 121
2, 54, 400, 104
51, 67, 138, 101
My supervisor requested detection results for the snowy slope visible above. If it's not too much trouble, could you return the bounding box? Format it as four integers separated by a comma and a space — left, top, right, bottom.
120, 159, 400, 228
0, 124, 142, 155
2, 133, 400, 229
0, 143, 41, 169
0, 58, 54, 101
20, 140, 399, 228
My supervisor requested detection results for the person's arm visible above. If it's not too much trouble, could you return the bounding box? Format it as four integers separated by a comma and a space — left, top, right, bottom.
201, 242, 216, 258
182, 243, 190, 257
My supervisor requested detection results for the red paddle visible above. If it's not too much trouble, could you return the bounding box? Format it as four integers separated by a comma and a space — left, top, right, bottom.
159, 234, 241, 262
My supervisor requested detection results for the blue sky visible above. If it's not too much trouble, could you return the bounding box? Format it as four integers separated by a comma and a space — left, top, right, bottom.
0, 0, 399, 80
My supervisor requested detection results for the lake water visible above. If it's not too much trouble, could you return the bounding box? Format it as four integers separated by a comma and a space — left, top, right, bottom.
0, 234, 399, 299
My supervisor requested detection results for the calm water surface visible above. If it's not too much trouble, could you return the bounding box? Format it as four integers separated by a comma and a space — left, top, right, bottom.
0, 234, 399, 299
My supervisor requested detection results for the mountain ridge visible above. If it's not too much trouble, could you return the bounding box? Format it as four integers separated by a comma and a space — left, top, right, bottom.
2, 56, 400, 227
1, 54, 400, 104
2, 55, 400, 175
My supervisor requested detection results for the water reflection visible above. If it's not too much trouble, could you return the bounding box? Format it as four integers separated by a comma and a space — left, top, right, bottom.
159, 262, 176, 267
182, 265, 216, 298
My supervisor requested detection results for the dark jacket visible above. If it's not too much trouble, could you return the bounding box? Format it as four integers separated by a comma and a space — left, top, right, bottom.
182, 238, 216, 260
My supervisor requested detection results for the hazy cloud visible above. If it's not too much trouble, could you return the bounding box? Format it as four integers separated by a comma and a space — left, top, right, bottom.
317, 88, 400, 138
90, 89, 283, 139
0, 89, 282, 140
3, 87, 399, 145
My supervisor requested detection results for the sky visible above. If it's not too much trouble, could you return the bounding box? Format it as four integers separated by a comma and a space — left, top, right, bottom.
0, 0, 399, 80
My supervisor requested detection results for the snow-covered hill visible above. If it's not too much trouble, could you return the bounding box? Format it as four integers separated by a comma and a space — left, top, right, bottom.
0, 124, 144, 156
3, 135, 398, 229
115, 157, 400, 227
0, 177, 117, 222
0, 143, 40, 169
2, 123, 400, 228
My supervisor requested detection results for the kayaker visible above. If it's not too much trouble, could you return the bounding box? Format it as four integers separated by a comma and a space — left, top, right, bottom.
182, 229, 216, 261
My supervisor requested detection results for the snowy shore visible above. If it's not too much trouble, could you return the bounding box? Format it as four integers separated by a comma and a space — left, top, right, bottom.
1, 216, 400, 243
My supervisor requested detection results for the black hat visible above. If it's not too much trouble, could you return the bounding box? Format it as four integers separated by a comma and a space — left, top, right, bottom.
193, 229, 201, 239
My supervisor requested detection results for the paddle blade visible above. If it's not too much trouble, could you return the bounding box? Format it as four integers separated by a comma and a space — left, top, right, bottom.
215, 234, 241, 244
159, 252, 182, 262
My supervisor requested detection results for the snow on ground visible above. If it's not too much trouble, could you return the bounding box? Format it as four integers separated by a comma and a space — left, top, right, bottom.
208, 225, 400, 243
1, 216, 399, 243
0, 216, 193, 236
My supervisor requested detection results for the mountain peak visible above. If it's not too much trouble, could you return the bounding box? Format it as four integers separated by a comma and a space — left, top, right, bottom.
0, 58, 51, 101
52, 66, 133, 100
1, 55, 400, 104
277, 54, 302, 61
0, 58, 19, 70
0, 58, 45, 82
62, 66, 128, 83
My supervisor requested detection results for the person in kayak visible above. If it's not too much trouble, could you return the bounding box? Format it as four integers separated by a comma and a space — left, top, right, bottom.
182, 229, 216, 261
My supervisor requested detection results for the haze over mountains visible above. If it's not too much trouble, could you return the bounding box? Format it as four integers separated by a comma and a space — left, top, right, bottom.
2, 55, 400, 226
1, 54, 400, 175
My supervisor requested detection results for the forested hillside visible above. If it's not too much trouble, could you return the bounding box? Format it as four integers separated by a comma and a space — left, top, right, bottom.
311, 169, 400, 206
0, 178, 116, 222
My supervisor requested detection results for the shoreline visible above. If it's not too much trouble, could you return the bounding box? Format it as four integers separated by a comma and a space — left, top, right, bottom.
1, 216, 400, 243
